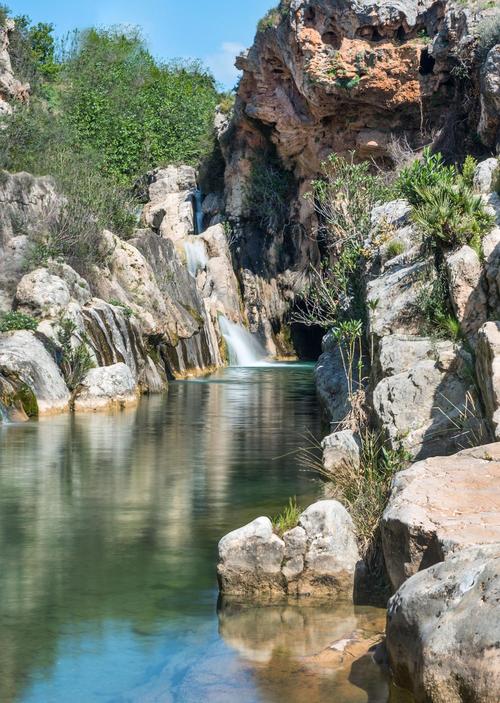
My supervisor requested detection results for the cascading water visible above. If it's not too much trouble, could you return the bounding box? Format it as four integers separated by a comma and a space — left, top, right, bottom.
219, 316, 269, 367
184, 239, 209, 278
192, 189, 204, 235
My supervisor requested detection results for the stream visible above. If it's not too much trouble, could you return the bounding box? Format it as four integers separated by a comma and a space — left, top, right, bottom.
0, 364, 396, 703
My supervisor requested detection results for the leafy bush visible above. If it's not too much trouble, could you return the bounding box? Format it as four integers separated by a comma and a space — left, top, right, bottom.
412, 181, 494, 252
56, 318, 95, 391
62, 27, 219, 183
476, 11, 500, 61
272, 496, 301, 536
109, 299, 133, 318
395, 147, 456, 206
257, 2, 290, 32
244, 152, 294, 232
0, 311, 38, 333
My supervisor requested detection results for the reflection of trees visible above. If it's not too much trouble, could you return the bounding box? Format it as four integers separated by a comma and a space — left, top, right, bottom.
0, 366, 324, 702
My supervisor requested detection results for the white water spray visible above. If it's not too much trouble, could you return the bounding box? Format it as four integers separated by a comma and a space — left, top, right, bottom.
219, 317, 269, 367
184, 239, 208, 278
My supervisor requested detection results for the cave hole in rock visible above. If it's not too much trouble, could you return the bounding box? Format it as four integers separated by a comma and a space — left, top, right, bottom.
419, 48, 435, 75
396, 26, 406, 42
322, 30, 341, 49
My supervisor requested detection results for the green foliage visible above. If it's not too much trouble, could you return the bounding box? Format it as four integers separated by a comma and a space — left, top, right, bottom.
416, 267, 462, 341
218, 91, 236, 115
56, 318, 95, 391
386, 239, 405, 258
257, 1, 290, 32
62, 27, 218, 183
7, 13, 59, 94
109, 299, 133, 318
395, 147, 457, 206
461, 155, 478, 188
272, 496, 301, 536
244, 152, 294, 232
476, 11, 500, 61
412, 181, 494, 251
0, 311, 38, 333
0, 5, 8, 25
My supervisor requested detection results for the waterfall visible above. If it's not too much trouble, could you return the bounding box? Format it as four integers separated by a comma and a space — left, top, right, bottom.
184, 240, 209, 278
192, 189, 204, 235
219, 317, 269, 367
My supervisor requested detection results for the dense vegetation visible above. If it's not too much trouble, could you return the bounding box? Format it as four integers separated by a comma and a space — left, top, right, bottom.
0, 9, 220, 268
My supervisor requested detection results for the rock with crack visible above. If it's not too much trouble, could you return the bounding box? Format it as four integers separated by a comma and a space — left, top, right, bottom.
381, 443, 500, 590
217, 500, 360, 600
386, 544, 500, 703
476, 321, 500, 439
445, 245, 487, 338
373, 335, 484, 459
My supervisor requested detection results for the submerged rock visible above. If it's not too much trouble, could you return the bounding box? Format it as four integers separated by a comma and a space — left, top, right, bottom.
381, 443, 500, 591
217, 500, 360, 600
73, 363, 138, 413
386, 544, 500, 703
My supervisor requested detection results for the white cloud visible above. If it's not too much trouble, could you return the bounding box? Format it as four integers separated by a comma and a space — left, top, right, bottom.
206, 41, 246, 89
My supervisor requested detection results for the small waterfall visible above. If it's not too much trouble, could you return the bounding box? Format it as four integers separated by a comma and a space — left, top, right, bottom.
184, 240, 209, 278
0, 403, 8, 424
192, 189, 204, 235
219, 317, 269, 367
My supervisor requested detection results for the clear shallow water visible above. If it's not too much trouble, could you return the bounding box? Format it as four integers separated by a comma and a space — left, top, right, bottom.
0, 364, 397, 703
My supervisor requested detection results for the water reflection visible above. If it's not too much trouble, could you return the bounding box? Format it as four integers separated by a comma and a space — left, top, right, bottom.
0, 365, 401, 702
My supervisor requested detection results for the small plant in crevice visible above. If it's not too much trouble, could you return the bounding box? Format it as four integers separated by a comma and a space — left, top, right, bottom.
56, 317, 95, 391
332, 319, 364, 402
416, 266, 462, 341
300, 430, 410, 572
109, 299, 133, 318
0, 311, 39, 333
272, 496, 301, 537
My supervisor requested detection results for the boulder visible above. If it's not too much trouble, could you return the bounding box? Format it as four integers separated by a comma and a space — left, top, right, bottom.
373, 339, 482, 459
381, 443, 500, 590
386, 545, 500, 703
479, 45, 500, 151
473, 157, 500, 195
73, 363, 138, 412
314, 334, 352, 425
476, 321, 500, 439
321, 430, 360, 475
14, 268, 71, 319
0, 330, 70, 415
142, 165, 197, 241
217, 500, 360, 600
367, 259, 434, 339
445, 245, 487, 337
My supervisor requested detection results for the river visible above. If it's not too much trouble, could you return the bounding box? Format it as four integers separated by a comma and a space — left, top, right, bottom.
0, 364, 398, 703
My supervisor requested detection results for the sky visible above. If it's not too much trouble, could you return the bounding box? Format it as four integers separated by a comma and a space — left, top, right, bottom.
5, 0, 274, 89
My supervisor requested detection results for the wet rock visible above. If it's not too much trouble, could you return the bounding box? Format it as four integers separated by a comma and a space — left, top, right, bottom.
0, 330, 70, 415
73, 362, 138, 412
381, 443, 500, 590
445, 245, 487, 338
386, 544, 500, 703
217, 500, 360, 600
322, 430, 360, 475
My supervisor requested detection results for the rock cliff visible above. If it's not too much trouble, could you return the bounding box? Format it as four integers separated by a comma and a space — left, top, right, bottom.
221, 0, 500, 353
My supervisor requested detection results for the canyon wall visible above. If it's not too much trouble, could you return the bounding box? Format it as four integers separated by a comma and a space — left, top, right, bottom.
221, 0, 499, 353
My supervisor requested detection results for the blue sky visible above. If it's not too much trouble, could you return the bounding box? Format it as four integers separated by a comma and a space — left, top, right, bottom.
6, 0, 274, 88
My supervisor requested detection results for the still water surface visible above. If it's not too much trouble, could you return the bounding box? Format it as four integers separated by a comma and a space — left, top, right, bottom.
0, 364, 395, 702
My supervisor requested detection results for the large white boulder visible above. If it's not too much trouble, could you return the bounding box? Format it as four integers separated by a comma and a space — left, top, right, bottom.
386, 545, 500, 703
73, 363, 138, 413
0, 330, 70, 415
14, 268, 71, 319
381, 443, 500, 590
217, 500, 360, 600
